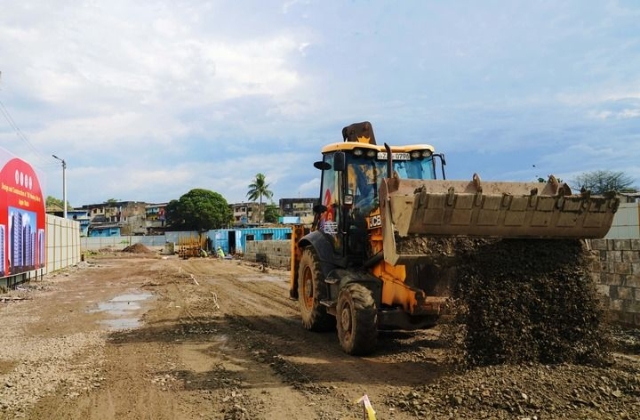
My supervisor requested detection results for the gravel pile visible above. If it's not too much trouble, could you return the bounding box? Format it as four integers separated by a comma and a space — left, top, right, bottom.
386, 237, 637, 418
122, 243, 152, 253
0, 331, 106, 413
387, 359, 640, 419
438, 238, 610, 367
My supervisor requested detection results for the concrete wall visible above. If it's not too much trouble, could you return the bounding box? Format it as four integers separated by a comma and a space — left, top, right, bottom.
589, 238, 640, 326
605, 202, 640, 239
46, 214, 81, 273
81, 235, 169, 251
245, 240, 291, 269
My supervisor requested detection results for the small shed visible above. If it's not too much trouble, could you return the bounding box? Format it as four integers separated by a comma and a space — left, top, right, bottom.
208, 227, 292, 255
88, 224, 121, 237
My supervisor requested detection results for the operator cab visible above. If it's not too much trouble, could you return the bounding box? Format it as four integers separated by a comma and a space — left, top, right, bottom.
312, 122, 443, 260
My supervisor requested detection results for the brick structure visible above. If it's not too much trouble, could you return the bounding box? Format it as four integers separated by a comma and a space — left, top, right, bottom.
245, 240, 291, 269
589, 238, 640, 326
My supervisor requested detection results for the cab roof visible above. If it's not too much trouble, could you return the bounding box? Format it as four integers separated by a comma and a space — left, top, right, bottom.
321, 142, 435, 154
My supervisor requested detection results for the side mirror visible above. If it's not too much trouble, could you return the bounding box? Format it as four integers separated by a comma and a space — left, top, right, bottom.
314, 161, 331, 170
313, 204, 327, 214
333, 152, 346, 172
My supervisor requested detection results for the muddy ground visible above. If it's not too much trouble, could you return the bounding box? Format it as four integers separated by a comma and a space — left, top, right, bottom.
0, 252, 638, 419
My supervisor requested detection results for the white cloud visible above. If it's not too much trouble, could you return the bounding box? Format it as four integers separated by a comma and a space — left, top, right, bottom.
619, 108, 640, 119
588, 108, 640, 120
556, 90, 640, 107
2, 0, 640, 205
296, 178, 320, 195
2, 1, 303, 110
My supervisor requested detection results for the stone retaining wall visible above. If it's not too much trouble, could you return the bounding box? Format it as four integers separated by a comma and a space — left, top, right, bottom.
589, 239, 640, 326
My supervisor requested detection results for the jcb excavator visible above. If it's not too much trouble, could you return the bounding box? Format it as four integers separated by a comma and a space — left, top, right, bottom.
289, 121, 619, 355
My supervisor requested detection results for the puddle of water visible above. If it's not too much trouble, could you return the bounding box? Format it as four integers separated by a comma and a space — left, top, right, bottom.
95, 300, 142, 314
111, 293, 152, 302
90, 292, 153, 330
100, 318, 141, 330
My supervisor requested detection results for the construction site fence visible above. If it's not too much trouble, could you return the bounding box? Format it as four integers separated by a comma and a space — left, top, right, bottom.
76, 231, 640, 327
1, 215, 81, 289
80, 232, 204, 252
47, 214, 82, 273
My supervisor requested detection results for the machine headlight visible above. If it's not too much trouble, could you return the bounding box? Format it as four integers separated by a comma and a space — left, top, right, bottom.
366, 150, 376, 158
354, 148, 363, 156
422, 150, 433, 158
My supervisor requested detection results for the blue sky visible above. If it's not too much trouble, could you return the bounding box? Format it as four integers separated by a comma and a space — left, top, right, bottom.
1, 0, 639, 206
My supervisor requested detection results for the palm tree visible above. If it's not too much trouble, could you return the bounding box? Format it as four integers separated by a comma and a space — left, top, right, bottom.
246, 173, 274, 224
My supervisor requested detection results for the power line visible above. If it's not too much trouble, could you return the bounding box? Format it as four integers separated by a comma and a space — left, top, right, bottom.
0, 73, 55, 167
0, 99, 51, 163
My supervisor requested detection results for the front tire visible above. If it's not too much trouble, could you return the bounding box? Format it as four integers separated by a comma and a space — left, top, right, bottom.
298, 248, 335, 331
336, 283, 378, 355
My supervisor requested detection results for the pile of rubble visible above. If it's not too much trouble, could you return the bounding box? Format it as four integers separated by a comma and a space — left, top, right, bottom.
440, 239, 609, 367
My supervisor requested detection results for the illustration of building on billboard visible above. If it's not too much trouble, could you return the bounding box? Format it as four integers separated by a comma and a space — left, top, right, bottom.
8, 207, 38, 274
0, 149, 46, 278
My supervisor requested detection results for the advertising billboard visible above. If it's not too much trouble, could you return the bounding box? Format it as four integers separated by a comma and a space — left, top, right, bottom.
0, 149, 46, 277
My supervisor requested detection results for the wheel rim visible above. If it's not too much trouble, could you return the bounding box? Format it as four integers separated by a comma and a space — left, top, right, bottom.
340, 302, 353, 340
302, 267, 313, 309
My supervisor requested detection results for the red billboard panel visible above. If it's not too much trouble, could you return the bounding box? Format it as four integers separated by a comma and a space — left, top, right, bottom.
0, 150, 46, 277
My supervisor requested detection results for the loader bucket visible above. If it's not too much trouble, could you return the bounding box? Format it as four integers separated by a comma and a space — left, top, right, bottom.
379, 174, 619, 265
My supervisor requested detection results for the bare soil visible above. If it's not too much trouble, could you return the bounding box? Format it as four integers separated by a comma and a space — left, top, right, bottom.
0, 253, 637, 419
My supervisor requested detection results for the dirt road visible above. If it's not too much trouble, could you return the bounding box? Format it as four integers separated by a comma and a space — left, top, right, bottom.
0, 253, 638, 419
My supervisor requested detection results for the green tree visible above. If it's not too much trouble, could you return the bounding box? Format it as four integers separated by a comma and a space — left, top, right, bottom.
537, 177, 563, 184
165, 188, 232, 231
572, 170, 637, 194
46, 196, 71, 211
264, 203, 280, 224
246, 173, 274, 224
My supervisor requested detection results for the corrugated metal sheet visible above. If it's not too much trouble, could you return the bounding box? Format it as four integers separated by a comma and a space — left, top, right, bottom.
208, 227, 292, 254
165, 231, 204, 243
240, 227, 291, 256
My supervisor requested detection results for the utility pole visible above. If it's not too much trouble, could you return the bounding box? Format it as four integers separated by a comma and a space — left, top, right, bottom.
52, 155, 67, 219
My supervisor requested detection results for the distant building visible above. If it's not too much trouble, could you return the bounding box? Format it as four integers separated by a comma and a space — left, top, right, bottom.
46, 207, 91, 236
81, 201, 148, 236
88, 224, 121, 237
620, 192, 640, 203
230, 202, 262, 226
145, 203, 167, 234
68, 210, 90, 236
279, 198, 316, 225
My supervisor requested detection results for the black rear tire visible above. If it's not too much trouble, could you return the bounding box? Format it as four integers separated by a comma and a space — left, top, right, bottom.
336, 283, 378, 355
298, 248, 335, 331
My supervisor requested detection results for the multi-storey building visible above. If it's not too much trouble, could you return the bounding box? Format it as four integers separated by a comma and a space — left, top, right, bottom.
80, 201, 148, 236
230, 202, 262, 226
145, 203, 167, 234
279, 198, 316, 225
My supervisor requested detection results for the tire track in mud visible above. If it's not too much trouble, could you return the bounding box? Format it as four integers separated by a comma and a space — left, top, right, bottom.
175, 259, 446, 419
157, 260, 327, 419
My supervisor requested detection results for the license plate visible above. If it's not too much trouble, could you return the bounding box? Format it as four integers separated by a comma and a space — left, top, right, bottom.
376, 152, 410, 161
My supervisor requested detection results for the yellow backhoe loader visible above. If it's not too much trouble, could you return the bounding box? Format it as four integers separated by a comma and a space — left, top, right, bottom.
289, 121, 619, 355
